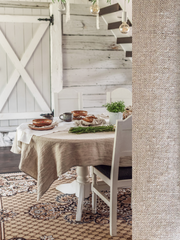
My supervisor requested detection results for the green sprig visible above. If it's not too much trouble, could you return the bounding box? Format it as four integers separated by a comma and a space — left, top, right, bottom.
69, 125, 115, 134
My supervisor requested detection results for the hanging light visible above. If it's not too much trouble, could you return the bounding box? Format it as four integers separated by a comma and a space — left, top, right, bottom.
90, 2, 100, 15
119, 0, 130, 34
58, 1, 66, 12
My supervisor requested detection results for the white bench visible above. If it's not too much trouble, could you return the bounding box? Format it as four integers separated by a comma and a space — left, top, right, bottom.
0, 127, 17, 147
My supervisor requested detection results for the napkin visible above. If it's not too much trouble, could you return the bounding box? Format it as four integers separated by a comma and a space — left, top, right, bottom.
16, 120, 70, 145
96, 113, 109, 119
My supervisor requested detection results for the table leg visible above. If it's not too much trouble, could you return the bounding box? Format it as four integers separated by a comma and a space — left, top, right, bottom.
56, 166, 91, 220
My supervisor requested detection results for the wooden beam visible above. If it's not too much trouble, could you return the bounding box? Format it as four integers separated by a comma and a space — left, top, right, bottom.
0, 15, 49, 23
63, 15, 111, 36
126, 51, 132, 57
108, 20, 132, 30
50, 2, 63, 116
99, 3, 122, 16
0, 1, 49, 9
117, 37, 132, 44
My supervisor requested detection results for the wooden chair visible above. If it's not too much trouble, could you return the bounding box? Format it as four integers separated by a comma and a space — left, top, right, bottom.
91, 116, 132, 236
53, 88, 82, 116
106, 88, 132, 106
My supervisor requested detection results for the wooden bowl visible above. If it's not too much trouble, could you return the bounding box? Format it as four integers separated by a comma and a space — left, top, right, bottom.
71, 110, 88, 117
32, 119, 52, 127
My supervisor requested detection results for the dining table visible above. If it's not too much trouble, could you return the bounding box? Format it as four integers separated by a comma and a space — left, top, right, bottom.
11, 118, 115, 221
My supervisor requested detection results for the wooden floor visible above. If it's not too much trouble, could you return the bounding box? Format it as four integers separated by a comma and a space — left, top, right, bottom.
0, 147, 20, 173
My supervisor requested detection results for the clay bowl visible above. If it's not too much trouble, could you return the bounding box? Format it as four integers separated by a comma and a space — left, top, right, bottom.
71, 110, 88, 117
32, 119, 52, 127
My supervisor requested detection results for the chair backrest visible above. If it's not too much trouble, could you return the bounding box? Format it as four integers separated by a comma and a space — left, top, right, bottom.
111, 116, 132, 181
106, 88, 132, 106
55, 88, 82, 115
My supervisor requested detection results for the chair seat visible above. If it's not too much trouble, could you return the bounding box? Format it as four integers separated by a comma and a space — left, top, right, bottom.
94, 165, 132, 180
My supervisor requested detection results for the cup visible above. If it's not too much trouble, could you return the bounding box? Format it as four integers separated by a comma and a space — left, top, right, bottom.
59, 112, 73, 122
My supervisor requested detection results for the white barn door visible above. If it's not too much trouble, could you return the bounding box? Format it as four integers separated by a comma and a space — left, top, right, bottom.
0, 7, 51, 127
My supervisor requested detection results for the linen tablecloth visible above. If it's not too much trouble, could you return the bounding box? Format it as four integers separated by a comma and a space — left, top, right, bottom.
11, 130, 115, 200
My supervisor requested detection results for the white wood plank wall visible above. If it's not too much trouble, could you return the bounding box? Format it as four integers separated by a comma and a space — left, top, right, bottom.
62, 4, 132, 113
0, 6, 50, 127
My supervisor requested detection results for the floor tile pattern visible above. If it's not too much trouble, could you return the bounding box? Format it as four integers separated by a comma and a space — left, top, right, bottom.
0, 171, 132, 240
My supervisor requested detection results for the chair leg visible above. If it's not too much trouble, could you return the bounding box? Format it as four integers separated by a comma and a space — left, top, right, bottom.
110, 187, 117, 236
92, 191, 97, 213
89, 166, 93, 178
92, 172, 97, 213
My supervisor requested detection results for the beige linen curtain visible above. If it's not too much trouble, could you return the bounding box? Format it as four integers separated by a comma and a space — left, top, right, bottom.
132, 1, 180, 239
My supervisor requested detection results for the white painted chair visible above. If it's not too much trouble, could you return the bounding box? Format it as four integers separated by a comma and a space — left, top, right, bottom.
53, 88, 82, 116
106, 88, 132, 106
91, 116, 132, 236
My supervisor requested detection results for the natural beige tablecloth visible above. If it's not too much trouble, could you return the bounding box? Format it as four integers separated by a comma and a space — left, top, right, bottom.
11, 130, 115, 200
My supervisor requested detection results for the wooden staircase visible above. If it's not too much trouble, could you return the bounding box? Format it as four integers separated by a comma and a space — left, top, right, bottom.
108, 19, 132, 30
99, 3, 122, 16
99, 2, 132, 59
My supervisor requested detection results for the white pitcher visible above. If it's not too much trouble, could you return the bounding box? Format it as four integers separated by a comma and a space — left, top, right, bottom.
109, 112, 123, 125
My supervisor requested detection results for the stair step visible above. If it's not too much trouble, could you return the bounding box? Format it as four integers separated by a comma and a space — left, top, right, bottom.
108, 20, 132, 30
99, 3, 122, 16
117, 37, 132, 44
125, 51, 132, 57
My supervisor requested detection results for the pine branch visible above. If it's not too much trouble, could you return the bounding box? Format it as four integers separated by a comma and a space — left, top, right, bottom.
69, 125, 115, 134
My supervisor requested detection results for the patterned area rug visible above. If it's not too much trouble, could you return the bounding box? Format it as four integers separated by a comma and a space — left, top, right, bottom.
0, 169, 132, 240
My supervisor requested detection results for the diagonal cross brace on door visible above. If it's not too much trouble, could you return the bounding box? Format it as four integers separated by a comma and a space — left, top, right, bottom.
0, 23, 50, 112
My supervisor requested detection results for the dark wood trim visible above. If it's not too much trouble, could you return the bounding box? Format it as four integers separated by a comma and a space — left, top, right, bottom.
126, 51, 132, 57
108, 21, 122, 30
99, 3, 122, 16
117, 37, 132, 44
108, 19, 132, 30
127, 19, 132, 27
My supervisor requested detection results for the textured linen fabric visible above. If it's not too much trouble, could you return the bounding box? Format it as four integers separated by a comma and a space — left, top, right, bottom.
132, 1, 180, 239
12, 131, 115, 200
13, 120, 72, 147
